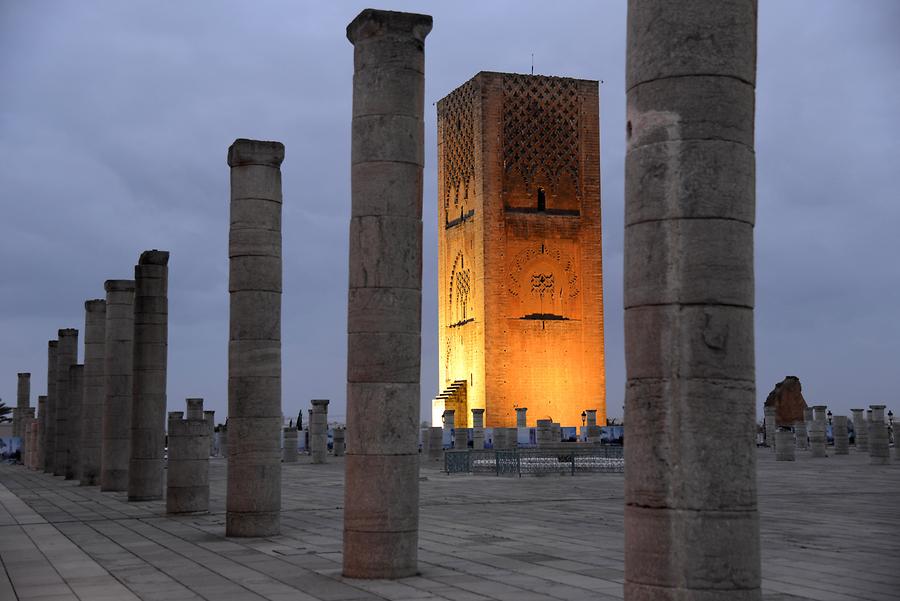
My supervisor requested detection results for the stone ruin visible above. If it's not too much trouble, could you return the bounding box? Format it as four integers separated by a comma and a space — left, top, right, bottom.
765, 375, 809, 427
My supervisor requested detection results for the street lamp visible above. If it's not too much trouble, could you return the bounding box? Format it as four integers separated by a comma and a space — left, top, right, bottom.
827, 410, 832, 425
581, 411, 586, 428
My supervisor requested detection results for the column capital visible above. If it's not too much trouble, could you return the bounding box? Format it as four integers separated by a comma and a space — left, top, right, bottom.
104, 279, 135, 292
228, 138, 284, 168
346, 9, 432, 45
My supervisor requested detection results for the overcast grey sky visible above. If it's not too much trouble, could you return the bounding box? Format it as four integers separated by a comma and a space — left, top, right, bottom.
2, 1, 898, 425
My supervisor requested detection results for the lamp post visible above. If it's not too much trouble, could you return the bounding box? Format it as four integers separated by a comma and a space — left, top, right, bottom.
827, 410, 832, 426
889, 410, 894, 444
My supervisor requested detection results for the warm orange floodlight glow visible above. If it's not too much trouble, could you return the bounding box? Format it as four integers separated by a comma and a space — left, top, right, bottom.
434, 72, 606, 429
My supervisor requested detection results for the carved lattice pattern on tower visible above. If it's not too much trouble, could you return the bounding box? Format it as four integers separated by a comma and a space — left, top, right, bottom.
439, 80, 477, 213
502, 75, 580, 194
448, 251, 472, 324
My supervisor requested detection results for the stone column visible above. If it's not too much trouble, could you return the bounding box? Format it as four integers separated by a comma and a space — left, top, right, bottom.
793, 420, 808, 450
43, 340, 57, 473
624, 2, 760, 599
333, 427, 346, 457
15, 372, 30, 440
282, 427, 298, 463
204, 410, 216, 455
36, 395, 46, 470
101, 280, 134, 491
27, 414, 38, 469
66, 364, 84, 480
471, 408, 485, 450
54, 328, 78, 477
226, 138, 284, 537
442, 410, 455, 449
832, 415, 849, 455
427, 427, 443, 460
80, 299, 106, 486
868, 405, 889, 465
344, 8, 432, 579
515, 407, 528, 429
536, 419, 553, 448
310, 399, 329, 463
128, 250, 169, 501
585, 409, 598, 427
764, 406, 776, 449
809, 405, 828, 458
851, 408, 867, 451
166, 400, 210, 514
219, 425, 228, 460
774, 428, 795, 461
551, 422, 562, 443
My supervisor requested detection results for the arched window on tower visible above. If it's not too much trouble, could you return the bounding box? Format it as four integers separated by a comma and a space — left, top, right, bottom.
537, 187, 546, 211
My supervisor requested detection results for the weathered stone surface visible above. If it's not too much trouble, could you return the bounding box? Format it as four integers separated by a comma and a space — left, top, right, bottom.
282, 428, 297, 463
624, 1, 760, 598
333, 427, 346, 457
54, 329, 78, 477
809, 405, 828, 458
868, 405, 889, 465
832, 415, 849, 455
515, 407, 528, 429
764, 406, 776, 449
80, 299, 106, 486
66, 365, 84, 480
36, 396, 46, 470
43, 340, 57, 473
310, 399, 329, 464
851, 408, 868, 452
344, 8, 431, 579
775, 429, 795, 461
427, 426, 443, 460
226, 138, 283, 537
14, 372, 30, 440
764, 376, 808, 428
166, 400, 210, 514
101, 280, 134, 491
128, 251, 169, 502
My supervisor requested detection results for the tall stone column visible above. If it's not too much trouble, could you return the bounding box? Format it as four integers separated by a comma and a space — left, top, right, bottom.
66, 364, 84, 480
344, 8, 432, 579
43, 340, 57, 473
472, 408, 485, 450
442, 410, 455, 450
101, 280, 134, 491
832, 415, 849, 455
27, 414, 38, 469
515, 407, 528, 429
204, 410, 216, 455
764, 406, 776, 449
851, 408, 868, 451
793, 420, 808, 450
226, 138, 284, 537
310, 399, 330, 464
54, 329, 78, 477
774, 428, 795, 461
128, 250, 169, 501
868, 405, 889, 465
166, 399, 210, 514
624, 2, 760, 599
15, 372, 30, 440
36, 395, 46, 470
80, 299, 106, 486
283, 427, 298, 463
809, 405, 828, 458
428, 427, 443, 461
333, 427, 346, 457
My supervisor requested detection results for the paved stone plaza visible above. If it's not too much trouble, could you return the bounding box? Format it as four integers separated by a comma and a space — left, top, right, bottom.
1, 448, 897, 601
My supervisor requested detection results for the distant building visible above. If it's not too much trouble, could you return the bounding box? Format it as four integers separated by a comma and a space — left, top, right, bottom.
434, 72, 606, 428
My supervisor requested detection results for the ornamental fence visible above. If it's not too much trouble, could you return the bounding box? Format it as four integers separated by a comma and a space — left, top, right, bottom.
444, 445, 624, 477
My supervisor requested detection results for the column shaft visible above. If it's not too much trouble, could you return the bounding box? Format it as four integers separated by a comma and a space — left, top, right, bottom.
624, 1, 761, 598
54, 329, 78, 477
15, 373, 30, 440
128, 250, 169, 501
67, 364, 84, 480
226, 138, 284, 537
44, 340, 57, 473
36, 395, 46, 470
167, 402, 210, 514
101, 280, 135, 491
344, 8, 432, 579
80, 300, 106, 485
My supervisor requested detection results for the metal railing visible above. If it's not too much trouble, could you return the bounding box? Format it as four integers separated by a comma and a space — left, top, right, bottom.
444, 446, 624, 476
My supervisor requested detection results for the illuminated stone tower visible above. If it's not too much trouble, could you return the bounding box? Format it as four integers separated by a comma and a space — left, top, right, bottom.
436, 72, 605, 428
